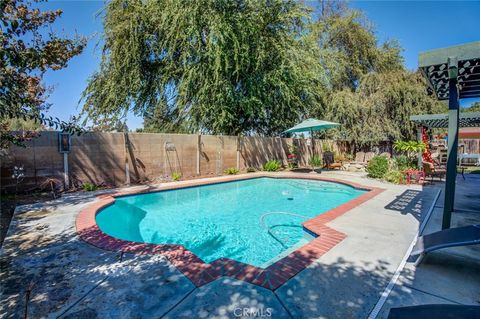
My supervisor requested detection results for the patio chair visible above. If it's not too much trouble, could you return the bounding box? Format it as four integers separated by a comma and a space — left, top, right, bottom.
353, 151, 365, 164
428, 156, 465, 180
364, 151, 375, 162
322, 151, 342, 170
348, 151, 366, 170
380, 152, 391, 159
423, 161, 446, 182
411, 224, 480, 266
388, 304, 480, 319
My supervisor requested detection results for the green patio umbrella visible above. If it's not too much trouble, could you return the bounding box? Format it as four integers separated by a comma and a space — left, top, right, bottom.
283, 118, 340, 167
283, 118, 340, 134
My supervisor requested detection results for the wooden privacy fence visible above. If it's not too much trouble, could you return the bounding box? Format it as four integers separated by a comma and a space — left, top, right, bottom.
0, 131, 349, 192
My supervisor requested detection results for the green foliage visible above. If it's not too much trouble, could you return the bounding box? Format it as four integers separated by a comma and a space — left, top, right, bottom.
393, 140, 426, 161
384, 169, 404, 184
309, 155, 323, 168
393, 155, 415, 171
246, 167, 256, 173
0, 0, 86, 148
321, 142, 333, 152
288, 144, 298, 156
325, 71, 445, 149
366, 155, 389, 178
224, 167, 240, 175
81, 0, 326, 136
172, 172, 181, 181
314, 8, 404, 91
312, 5, 444, 148
263, 160, 282, 172
393, 140, 426, 153
463, 102, 480, 113
5, 118, 42, 131
82, 183, 98, 192
366, 154, 410, 184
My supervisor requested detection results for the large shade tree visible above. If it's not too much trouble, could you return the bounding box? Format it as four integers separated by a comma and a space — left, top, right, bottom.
313, 4, 404, 92
326, 71, 446, 150
311, 2, 445, 149
464, 101, 480, 112
0, 0, 85, 148
80, 0, 326, 135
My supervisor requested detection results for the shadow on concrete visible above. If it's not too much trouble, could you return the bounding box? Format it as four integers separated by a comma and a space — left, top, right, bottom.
0, 208, 194, 319
379, 175, 480, 316
384, 189, 427, 222
290, 168, 313, 173
275, 255, 396, 318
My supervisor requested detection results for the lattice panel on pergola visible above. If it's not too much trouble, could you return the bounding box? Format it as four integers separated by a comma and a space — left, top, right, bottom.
410, 112, 480, 128
419, 42, 480, 100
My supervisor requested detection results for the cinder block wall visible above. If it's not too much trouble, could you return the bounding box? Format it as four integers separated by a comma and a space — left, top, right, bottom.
1, 131, 63, 191
0, 131, 347, 192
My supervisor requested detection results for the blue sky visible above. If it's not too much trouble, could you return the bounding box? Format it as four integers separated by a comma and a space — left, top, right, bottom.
39, 0, 480, 130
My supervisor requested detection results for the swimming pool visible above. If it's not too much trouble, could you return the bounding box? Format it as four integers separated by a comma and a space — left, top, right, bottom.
96, 177, 366, 267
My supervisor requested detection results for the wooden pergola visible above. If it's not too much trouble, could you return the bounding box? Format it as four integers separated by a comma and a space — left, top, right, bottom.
418, 41, 480, 229
410, 112, 480, 128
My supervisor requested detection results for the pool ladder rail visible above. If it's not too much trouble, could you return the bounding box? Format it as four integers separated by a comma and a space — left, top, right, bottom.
259, 212, 308, 248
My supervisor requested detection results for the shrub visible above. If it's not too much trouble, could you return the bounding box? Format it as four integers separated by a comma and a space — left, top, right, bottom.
246, 167, 256, 173
82, 182, 98, 192
394, 155, 414, 171
366, 155, 389, 178
384, 170, 404, 184
309, 155, 322, 168
334, 152, 347, 162
172, 172, 181, 181
224, 167, 239, 175
263, 160, 281, 172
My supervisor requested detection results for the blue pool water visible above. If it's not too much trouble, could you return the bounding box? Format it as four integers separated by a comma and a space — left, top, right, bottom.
96, 177, 366, 267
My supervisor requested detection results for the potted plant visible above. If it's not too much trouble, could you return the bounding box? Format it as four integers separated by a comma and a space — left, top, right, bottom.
309, 155, 323, 173
287, 153, 297, 169
287, 144, 298, 169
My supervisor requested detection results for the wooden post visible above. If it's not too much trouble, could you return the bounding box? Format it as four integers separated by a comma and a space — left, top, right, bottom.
123, 132, 130, 185
236, 136, 241, 170
197, 134, 201, 176
417, 126, 423, 169
443, 57, 459, 230
58, 132, 71, 190
63, 153, 69, 189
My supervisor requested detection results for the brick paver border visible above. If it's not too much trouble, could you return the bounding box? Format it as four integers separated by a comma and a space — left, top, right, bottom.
76, 173, 384, 290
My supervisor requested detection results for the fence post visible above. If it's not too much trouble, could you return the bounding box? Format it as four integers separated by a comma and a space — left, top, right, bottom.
236, 136, 241, 170
63, 153, 69, 189
197, 134, 201, 176
123, 132, 130, 185
58, 132, 71, 190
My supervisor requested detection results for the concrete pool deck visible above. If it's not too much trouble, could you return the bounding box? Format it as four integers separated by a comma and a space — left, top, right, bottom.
76, 173, 384, 291
0, 171, 476, 318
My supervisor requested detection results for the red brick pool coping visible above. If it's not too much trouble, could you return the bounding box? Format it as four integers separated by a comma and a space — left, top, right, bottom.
76, 173, 384, 291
